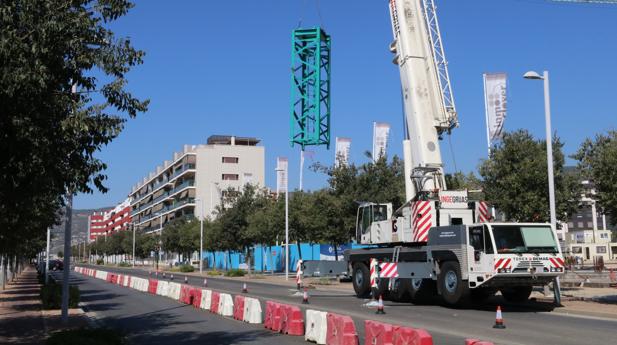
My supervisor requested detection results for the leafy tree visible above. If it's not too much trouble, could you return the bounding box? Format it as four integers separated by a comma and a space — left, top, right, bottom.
572, 131, 617, 225
445, 172, 482, 191
161, 217, 198, 261
57, 251, 64, 259
479, 129, 581, 222
0, 0, 147, 265
135, 232, 157, 259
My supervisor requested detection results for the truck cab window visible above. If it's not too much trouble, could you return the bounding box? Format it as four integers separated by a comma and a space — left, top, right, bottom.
362, 206, 372, 234
483, 225, 494, 254
469, 226, 484, 252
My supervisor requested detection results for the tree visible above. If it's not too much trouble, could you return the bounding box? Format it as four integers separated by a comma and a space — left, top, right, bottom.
57, 251, 64, 259
445, 172, 482, 191
479, 129, 581, 222
161, 217, 198, 261
573, 130, 617, 225
0, 0, 148, 266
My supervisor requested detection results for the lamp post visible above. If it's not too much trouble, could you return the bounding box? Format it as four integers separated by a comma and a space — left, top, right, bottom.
524, 70, 562, 305
275, 167, 289, 281
195, 198, 204, 274
132, 222, 136, 268
523, 70, 556, 228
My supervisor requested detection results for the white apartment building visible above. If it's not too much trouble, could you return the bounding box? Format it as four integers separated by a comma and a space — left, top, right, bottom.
129, 135, 265, 233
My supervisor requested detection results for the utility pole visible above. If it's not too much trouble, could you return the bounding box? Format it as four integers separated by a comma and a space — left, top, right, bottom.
45, 227, 50, 284
61, 192, 73, 324
132, 223, 136, 268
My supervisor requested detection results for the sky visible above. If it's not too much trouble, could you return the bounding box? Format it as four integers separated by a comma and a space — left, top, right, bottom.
73, 0, 617, 210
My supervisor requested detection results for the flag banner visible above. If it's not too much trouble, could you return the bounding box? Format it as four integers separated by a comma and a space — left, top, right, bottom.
372, 122, 391, 160
276, 157, 288, 194
483, 73, 507, 141
335, 137, 351, 167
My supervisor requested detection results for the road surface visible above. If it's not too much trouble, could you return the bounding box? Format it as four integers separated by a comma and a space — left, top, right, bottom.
68, 265, 617, 345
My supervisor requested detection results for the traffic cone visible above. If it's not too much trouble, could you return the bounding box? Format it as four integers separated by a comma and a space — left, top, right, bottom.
149, 271, 152, 276
203, 278, 208, 287
170, 274, 174, 281
184, 276, 188, 283
493, 306, 506, 329
155, 271, 159, 277
302, 287, 309, 304
242, 282, 248, 293
376, 295, 386, 314
162, 272, 165, 278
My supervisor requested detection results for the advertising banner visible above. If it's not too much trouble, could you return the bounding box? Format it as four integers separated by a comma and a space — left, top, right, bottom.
483, 73, 507, 142
335, 137, 351, 167
276, 157, 288, 194
372, 122, 391, 160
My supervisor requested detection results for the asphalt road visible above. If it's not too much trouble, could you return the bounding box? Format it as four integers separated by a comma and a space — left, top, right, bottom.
50, 271, 306, 345
72, 265, 617, 345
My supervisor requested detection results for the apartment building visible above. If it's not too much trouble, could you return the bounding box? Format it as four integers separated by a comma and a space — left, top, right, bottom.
88, 198, 132, 242
128, 135, 265, 233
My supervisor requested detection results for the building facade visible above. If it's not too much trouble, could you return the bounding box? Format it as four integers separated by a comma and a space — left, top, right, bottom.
128, 135, 265, 233
88, 198, 132, 242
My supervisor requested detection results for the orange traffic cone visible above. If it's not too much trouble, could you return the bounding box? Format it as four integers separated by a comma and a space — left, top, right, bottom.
184, 276, 188, 283
155, 271, 159, 277
376, 295, 386, 314
162, 272, 165, 278
203, 278, 208, 287
302, 287, 309, 304
242, 282, 248, 293
493, 306, 506, 329
170, 274, 174, 281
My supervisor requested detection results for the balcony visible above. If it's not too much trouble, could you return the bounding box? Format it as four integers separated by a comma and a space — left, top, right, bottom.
131, 163, 196, 207
136, 197, 196, 225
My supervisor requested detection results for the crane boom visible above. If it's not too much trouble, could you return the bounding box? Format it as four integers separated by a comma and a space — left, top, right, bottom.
388, 0, 455, 200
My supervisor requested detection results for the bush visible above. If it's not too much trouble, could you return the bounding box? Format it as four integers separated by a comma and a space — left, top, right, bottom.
207, 270, 222, 276
179, 264, 194, 272
47, 328, 125, 345
96, 259, 104, 265
40, 282, 80, 309
225, 269, 246, 277
117, 262, 130, 267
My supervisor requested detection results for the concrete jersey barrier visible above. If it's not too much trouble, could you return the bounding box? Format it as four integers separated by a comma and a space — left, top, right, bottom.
167, 282, 182, 300
218, 293, 234, 317
305, 309, 327, 344
200, 289, 212, 310
243, 297, 262, 324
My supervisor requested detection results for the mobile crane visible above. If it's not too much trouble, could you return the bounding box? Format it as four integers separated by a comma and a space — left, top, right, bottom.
322, 0, 566, 306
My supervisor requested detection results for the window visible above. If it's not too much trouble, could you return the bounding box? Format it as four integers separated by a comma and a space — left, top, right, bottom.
597, 246, 607, 254
577, 221, 584, 228
572, 246, 582, 254
600, 233, 609, 239
222, 174, 239, 181
222, 157, 239, 163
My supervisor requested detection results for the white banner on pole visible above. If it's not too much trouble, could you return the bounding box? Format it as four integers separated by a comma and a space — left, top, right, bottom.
483, 73, 507, 142
335, 137, 351, 167
372, 122, 390, 160
276, 157, 288, 194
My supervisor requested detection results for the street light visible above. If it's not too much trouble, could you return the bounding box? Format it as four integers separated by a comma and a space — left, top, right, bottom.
132, 222, 136, 268
195, 198, 204, 274
523, 70, 556, 229
524, 70, 562, 305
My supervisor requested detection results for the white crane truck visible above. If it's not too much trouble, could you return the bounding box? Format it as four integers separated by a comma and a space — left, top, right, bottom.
306, 0, 565, 307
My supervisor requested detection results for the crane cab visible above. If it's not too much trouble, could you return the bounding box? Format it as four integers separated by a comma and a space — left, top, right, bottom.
356, 203, 394, 244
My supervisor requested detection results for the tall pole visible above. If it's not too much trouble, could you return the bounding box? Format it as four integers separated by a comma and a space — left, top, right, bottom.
45, 227, 51, 284
299, 150, 304, 191
543, 71, 557, 229
132, 223, 136, 268
197, 198, 204, 274
158, 215, 163, 270
285, 187, 289, 281
61, 192, 72, 324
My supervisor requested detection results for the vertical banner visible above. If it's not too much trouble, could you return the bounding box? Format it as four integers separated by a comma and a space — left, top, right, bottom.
483, 73, 507, 148
335, 137, 351, 167
276, 157, 288, 194
372, 122, 391, 160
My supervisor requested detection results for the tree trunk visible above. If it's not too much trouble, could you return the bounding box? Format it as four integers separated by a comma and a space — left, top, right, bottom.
334, 244, 339, 261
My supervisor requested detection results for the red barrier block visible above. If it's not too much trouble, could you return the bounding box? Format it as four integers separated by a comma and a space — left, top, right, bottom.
234, 295, 245, 321
148, 279, 158, 294
392, 326, 433, 345
326, 313, 358, 345
465, 340, 494, 345
190, 288, 202, 308
210, 291, 220, 314
180, 285, 192, 304
365, 320, 393, 345
264, 301, 276, 329
279, 304, 304, 336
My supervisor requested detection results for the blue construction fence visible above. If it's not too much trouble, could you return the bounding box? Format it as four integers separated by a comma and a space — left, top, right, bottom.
201, 243, 365, 272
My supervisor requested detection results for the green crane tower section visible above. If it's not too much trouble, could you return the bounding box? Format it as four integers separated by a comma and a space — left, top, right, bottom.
290, 27, 331, 149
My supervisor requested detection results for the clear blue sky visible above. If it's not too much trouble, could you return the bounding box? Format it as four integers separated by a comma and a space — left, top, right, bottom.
74, 0, 617, 210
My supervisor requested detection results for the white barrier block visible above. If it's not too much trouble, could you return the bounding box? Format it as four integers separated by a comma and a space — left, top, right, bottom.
167, 282, 182, 300
305, 309, 327, 344
218, 293, 234, 317
129, 276, 139, 290
95, 270, 108, 280
200, 289, 212, 310
156, 280, 169, 296
243, 297, 262, 324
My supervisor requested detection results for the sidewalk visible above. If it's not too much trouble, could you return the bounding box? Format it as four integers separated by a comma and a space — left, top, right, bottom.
0, 266, 90, 344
